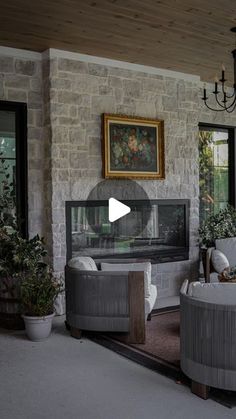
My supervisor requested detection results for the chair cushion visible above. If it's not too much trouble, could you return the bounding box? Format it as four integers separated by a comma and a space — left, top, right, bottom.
189, 281, 236, 305
215, 237, 236, 267
211, 249, 229, 273
68, 256, 98, 271
145, 284, 157, 316
101, 262, 151, 298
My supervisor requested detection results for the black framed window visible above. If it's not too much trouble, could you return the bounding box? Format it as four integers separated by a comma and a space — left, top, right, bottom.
199, 123, 235, 223
0, 101, 28, 237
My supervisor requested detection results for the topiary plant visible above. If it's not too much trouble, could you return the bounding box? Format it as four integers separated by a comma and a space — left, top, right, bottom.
199, 205, 236, 248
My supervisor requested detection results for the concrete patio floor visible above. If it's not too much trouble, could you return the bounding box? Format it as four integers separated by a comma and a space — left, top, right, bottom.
0, 316, 235, 419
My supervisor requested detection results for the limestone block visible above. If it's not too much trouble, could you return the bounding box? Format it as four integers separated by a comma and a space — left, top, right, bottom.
69, 127, 86, 145
58, 91, 90, 106
89, 136, 101, 155
7, 89, 27, 102
51, 103, 69, 116
91, 96, 116, 114
108, 76, 122, 89
15, 59, 36, 75
143, 78, 166, 93
70, 151, 88, 169
58, 58, 88, 74
4, 75, 30, 89
53, 126, 69, 143
114, 88, 123, 103
50, 78, 72, 90
163, 95, 178, 111
99, 85, 113, 95
0, 56, 14, 72
123, 79, 142, 98
71, 75, 99, 94
70, 106, 77, 117
135, 101, 156, 118
88, 63, 108, 77
28, 91, 42, 109
58, 116, 80, 126
77, 107, 91, 121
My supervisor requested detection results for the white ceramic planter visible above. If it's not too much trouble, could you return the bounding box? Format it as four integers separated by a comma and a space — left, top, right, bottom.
22, 313, 55, 341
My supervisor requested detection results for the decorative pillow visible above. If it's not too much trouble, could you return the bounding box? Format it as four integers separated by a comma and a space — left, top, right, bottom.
189, 281, 236, 305
101, 262, 151, 298
211, 249, 229, 273
215, 237, 236, 268
68, 256, 97, 271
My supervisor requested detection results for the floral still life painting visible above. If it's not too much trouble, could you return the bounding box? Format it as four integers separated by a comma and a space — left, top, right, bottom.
102, 114, 164, 179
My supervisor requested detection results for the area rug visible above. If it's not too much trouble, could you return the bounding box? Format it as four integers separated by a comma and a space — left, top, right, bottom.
87, 307, 236, 408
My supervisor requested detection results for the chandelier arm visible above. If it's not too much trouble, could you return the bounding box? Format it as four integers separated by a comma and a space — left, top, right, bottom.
214, 93, 227, 108
226, 91, 236, 99
203, 99, 228, 112
226, 101, 236, 112
224, 94, 236, 111
221, 83, 236, 99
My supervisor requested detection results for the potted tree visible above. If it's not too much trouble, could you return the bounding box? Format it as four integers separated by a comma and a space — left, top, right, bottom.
21, 267, 62, 341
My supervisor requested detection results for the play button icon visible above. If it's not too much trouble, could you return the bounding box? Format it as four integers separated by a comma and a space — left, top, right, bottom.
85, 179, 152, 238
109, 198, 131, 222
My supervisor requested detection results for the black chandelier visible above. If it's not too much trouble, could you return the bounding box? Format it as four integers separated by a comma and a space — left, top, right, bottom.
202, 27, 236, 113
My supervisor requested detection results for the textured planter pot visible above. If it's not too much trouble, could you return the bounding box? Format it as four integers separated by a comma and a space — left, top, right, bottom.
22, 313, 55, 341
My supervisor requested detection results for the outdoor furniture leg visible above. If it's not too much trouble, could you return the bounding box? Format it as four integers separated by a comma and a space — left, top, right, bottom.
70, 327, 82, 340
191, 380, 209, 400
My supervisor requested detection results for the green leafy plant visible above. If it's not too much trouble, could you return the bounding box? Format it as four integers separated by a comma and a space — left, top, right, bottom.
199, 205, 236, 247
0, 152, 59, 317
0, 152, 17, 230
20, 268, 62, 317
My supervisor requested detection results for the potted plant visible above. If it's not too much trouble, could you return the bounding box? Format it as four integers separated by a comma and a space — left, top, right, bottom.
0, 153, 63, 336
199, 205, 236, 248
21, 267, 62, 341
0, 153, 48, 329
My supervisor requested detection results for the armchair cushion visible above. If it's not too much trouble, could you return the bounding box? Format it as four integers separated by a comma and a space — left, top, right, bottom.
145, 284, 157, 315
211, 249, 229, 273
68, 256, 98, 271
101, 261, 151, 298
189, 281, 236, 304
215, 237, 236, 267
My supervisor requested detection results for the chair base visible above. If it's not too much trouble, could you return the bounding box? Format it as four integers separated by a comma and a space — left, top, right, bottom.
191, 380, 209, 400
70, 326, 82, 340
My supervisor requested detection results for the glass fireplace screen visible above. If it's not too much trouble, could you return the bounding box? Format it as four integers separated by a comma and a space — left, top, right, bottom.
66, 199, 189, 263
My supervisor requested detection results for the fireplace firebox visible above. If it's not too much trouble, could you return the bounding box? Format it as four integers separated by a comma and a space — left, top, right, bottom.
66, 199, 189, 263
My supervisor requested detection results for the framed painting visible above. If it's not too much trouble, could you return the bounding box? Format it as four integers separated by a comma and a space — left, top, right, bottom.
102, 114, 165, 179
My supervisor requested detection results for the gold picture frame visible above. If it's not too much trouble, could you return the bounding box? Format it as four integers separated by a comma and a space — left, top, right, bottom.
102, 114, 165, 179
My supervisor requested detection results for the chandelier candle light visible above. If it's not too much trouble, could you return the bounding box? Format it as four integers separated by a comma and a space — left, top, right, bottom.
202, 27, 236, 113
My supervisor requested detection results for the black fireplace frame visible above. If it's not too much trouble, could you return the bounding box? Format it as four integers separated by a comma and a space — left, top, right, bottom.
66, 199, 190, 263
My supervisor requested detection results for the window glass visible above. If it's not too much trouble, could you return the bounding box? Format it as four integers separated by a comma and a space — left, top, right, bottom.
199, 128, 229, 222
0, 104, 27, 236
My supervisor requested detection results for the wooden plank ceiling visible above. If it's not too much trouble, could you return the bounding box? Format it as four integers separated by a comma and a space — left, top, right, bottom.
0, 0, 236, 82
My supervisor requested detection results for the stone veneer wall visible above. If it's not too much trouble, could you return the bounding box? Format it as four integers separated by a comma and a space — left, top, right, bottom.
0, 52, 45, 237
1, 48, 236, 302
47, 55, 201, 299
